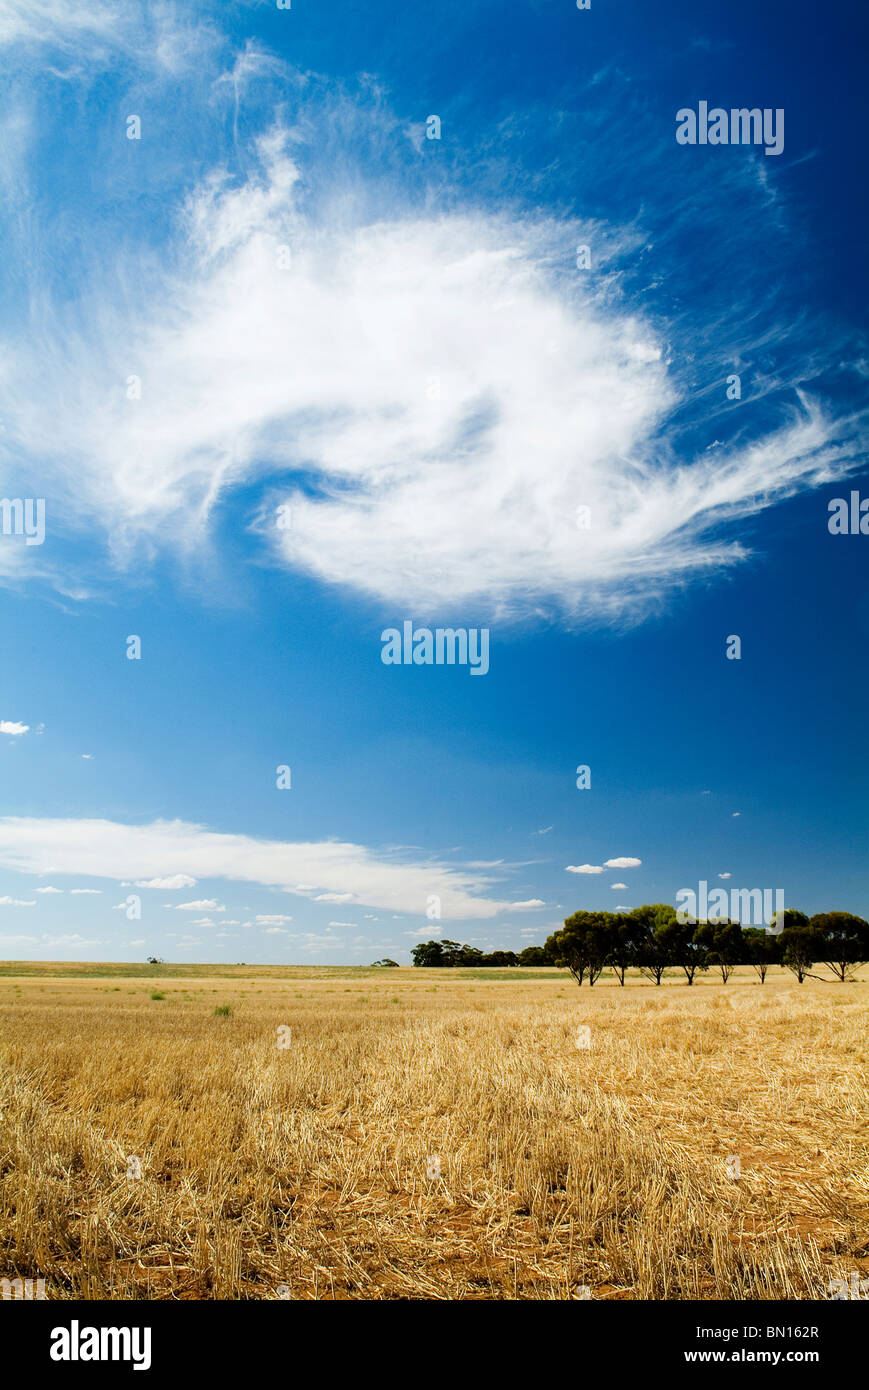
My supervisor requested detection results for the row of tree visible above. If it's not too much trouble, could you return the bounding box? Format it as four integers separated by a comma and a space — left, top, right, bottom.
410, 940, 533, 968
411, 908, 869, 984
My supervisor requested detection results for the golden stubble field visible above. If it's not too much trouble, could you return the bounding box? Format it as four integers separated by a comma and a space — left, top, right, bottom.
0, 965, 866, 1300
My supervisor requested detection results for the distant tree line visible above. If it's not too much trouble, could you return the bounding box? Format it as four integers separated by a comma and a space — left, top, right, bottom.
411, 939, 535, 968
411, 908, 869, 984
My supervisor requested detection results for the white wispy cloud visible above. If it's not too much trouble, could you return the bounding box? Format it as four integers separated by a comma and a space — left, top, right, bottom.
0, 0, 120, 49
36, 885, 62, 893
176, 899, 225, 911
603, 857, 642, 869
0, 721, 29, 735
0, 0, 217, 74
566, 864, 604, 875
135, 874, 197, 889
0, 894, 35, 905
0, 42, 859, 620
41, 932, 100, 947
0, 816, 527, 919
70, 888, 102, 894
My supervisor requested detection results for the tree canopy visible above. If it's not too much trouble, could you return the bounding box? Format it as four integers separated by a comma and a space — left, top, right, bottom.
409, 903, 868, 984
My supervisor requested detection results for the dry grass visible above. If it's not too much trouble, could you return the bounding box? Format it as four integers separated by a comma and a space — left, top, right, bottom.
0, 965, 866, 1300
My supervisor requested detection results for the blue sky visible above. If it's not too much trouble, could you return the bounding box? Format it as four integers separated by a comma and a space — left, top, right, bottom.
0, 0, 866, 963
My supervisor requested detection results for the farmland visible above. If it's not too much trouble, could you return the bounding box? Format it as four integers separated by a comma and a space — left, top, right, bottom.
0, 965, 866, 1300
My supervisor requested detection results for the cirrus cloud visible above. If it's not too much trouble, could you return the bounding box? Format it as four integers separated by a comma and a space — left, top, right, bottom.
0, 51, 859, 622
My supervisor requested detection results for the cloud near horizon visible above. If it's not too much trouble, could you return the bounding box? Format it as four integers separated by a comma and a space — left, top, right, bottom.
0, 816, 540, 920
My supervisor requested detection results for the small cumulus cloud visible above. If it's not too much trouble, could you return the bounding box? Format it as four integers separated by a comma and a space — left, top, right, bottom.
566, 864, 604, 875
603, 857, 642, 869
0, 721, 29, 736
135, 875, 197, 890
